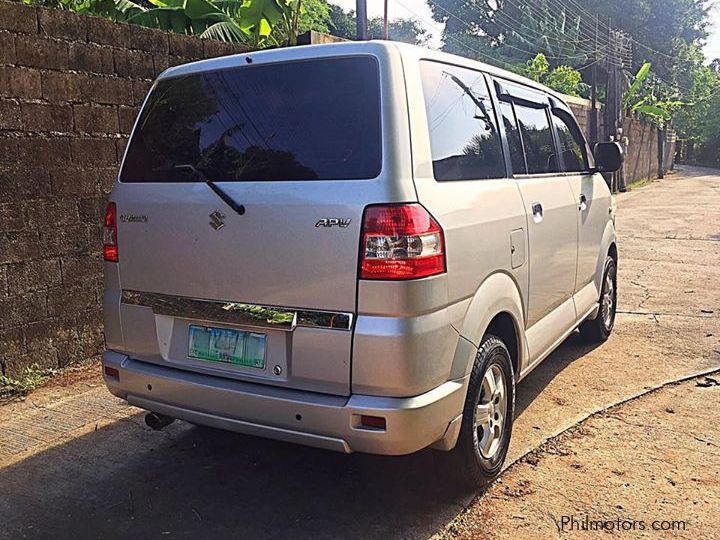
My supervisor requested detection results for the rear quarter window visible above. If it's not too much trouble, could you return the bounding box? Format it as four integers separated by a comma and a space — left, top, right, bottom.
120, 56, 382, 182
420, 61, 505, 181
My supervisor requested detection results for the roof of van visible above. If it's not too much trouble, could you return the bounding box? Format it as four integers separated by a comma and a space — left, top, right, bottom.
159, 40, 578, 107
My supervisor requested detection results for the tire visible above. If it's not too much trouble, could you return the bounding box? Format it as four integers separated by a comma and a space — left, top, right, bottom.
580, 256, 617, 343
433, 334, 515, 489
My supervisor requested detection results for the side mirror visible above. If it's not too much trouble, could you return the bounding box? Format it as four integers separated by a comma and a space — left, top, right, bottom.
593, 141, 624, 173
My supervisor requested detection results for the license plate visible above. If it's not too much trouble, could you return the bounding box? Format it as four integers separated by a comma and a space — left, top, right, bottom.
188, 325, 266, 369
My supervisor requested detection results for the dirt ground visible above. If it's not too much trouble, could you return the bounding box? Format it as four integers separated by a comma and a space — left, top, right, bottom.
0, 166, 718, 539
437, 375, 720, 540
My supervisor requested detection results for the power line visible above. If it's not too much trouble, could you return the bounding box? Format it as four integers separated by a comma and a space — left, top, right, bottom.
429, 0, 601, 63
527, 0, 633, 66
493, 0, 597, 46
393, 0, 517, 69
431, 0, 627, 67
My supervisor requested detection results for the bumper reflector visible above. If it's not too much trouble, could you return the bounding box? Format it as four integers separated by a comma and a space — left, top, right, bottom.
360, 415, 386, 430
104, 366, 119, 379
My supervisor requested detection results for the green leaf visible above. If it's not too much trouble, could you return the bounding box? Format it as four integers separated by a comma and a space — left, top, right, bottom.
257, 17, 272, 36
184, 0, 221, 19
200, 20, 250, 42
634, 104, 672, 121
625, 62, 652, 109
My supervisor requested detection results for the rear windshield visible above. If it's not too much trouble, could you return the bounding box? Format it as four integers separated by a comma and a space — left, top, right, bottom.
120, 56, 382, 182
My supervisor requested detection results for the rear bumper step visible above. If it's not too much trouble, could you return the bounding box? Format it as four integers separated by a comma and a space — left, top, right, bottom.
103, 350, 467, 455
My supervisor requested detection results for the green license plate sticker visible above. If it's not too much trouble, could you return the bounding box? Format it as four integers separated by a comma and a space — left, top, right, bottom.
188, 325, 266, 369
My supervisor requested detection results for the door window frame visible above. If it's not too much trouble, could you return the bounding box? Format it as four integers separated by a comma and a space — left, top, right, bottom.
489, 75, 596, 180
549, 106, 596, 173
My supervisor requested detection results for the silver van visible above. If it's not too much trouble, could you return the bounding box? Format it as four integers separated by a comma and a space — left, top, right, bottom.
102, 41, 622, 486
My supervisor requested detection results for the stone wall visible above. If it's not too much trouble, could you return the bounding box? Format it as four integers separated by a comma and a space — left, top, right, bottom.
0, 0, 677, 377
566, 94, 676, 184
0, 0, 249, 377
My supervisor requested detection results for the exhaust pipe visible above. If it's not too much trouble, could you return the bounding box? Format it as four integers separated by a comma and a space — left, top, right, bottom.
145, 412, 175, 431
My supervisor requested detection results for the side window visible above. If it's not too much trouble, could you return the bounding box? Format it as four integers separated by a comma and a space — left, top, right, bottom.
551, 111, 590, 172
499, 101, 526, 175
420, 61, 505, 181
513, 105, 559, 174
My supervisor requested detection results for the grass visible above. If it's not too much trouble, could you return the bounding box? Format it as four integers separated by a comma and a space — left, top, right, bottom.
0, 364, 58, 400
626, 177, 654, 191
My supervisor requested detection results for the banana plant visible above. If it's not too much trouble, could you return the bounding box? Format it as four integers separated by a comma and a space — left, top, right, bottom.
623, 62, 687, 126
80, 0, 300, 46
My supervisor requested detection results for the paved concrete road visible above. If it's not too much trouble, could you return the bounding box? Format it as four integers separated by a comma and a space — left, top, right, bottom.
1, 167, 718, 539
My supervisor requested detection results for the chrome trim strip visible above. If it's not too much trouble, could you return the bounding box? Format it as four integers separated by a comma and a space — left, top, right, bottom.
121, 290, 353, 331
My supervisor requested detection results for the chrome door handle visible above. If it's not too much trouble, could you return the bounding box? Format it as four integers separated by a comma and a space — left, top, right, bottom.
579, 194, 588, 212
531, 202, 544, 223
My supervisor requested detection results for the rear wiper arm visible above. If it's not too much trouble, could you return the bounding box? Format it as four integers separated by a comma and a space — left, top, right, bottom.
174, 164, 245, 216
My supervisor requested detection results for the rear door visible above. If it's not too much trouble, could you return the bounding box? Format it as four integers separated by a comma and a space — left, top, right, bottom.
495, 84, 578, 356
111, 51, 412, 395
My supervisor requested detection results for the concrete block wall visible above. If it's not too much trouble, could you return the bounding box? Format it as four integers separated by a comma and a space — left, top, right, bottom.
566, 95, 675, 183
0, 0, 677, 377
0, 0, 249, 377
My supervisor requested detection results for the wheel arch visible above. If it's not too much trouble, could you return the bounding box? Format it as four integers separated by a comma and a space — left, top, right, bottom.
485, 312, 520, 378
595, 221, 618, 293
449, 272, 527, 381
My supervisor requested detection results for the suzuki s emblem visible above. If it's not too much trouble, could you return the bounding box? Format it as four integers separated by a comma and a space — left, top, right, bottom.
209, 210, 226, 231
315, 218, 351, 228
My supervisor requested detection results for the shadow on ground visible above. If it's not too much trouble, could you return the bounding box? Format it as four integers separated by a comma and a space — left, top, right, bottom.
0, 337, 599, 540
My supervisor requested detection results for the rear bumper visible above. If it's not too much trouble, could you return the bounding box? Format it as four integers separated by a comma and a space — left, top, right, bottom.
103, 350, 467, 455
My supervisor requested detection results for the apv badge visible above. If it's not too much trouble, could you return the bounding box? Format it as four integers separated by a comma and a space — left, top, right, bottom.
209, 210, 226, 231
315, 218, 351, 229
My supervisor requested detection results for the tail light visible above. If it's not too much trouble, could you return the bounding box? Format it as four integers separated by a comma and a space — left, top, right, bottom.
360, 204, 446, 280
103, 202, 118, 262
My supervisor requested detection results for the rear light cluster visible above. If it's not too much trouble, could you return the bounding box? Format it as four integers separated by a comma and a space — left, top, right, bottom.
360, 204, 446, 280
103, 202, 118, 262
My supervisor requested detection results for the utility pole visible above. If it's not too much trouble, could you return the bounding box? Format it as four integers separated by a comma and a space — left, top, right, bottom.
602, 18, 632, 193
589, 14, 599, 148
383, 0, 389, 40
356, 0, 368, 40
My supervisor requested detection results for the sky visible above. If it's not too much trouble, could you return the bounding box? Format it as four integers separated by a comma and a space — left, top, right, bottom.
329, 0, 720, 61
705, 4, 720, 60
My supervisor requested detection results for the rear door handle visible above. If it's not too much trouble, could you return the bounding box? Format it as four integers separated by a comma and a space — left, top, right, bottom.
531, 202, 543, 223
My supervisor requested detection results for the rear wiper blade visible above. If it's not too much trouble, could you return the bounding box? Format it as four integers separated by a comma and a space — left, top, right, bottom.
174, 164, 245, 216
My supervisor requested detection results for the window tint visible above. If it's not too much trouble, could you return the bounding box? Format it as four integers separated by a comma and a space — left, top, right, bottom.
120, 57, 381, 182
499, 102, 526, 175
420, 61, 505, 181
514, 105, 559, 174
551, 111, 590, 172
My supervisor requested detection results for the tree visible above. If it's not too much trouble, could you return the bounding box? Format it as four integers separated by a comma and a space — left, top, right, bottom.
431, 0, 599, 68
367, 16, 428, 45
582, 0, 711, 79
327, 5, 428, 45
431, 0, 711, 79
520, 53, 588, 97
545, 65, 588, 97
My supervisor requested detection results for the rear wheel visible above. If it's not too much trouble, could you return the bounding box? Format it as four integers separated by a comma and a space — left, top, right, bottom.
580, 257, 617, 343
433, 334, 515, 488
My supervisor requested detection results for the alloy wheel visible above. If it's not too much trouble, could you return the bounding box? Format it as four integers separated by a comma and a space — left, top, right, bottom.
474, 364, 508, 459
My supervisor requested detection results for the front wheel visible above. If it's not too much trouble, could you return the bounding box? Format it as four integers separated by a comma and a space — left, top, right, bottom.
580, 256, 617, 343
433, 334, 515, 488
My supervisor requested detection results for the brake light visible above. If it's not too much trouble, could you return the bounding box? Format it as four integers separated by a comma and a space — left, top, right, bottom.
360, 204, 446, 280
103, 202, 118, 262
